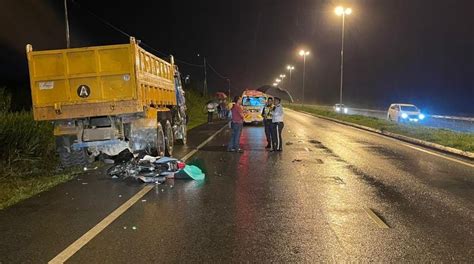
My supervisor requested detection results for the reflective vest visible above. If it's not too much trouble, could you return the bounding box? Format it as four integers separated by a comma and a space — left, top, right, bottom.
262, 105, 273, 119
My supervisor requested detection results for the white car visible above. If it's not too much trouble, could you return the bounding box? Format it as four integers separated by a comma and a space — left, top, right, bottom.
387, 103, 425, 123
333, 104, 348, 114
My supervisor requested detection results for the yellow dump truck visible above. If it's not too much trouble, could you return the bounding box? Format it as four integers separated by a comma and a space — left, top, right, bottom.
26, 37, 187, 167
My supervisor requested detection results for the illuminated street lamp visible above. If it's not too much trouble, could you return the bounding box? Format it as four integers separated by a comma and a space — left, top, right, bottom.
273, 82, 278, 86
286, 65, 294, 91
335, 6, 352, 104
299, 50, 310, 104
275, 78, 281, 83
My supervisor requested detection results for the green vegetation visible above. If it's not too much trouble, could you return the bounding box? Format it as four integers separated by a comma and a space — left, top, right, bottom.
286, 104, 474, 152
0, 92, 76, 209
0, 86, 78, 209
185, 88, 211, 129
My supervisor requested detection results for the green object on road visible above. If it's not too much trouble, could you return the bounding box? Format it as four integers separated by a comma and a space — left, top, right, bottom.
176, 165, 206, 180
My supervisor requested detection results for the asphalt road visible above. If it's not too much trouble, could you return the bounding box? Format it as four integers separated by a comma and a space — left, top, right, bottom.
1, 109, 473, 263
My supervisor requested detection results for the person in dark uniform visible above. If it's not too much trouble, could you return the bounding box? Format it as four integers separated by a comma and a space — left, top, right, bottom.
271, 97, 284, 152
262, 97, 274, 149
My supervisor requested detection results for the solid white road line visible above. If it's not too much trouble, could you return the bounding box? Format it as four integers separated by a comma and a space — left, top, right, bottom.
287, 109, 474, 169
49, 124, 228, 263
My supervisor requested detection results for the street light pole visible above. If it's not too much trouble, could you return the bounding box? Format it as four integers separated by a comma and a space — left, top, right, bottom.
299, 50, 309, 104
336, 6, 352, 105
339, 13, 345, 105
64, 0, 70, 48
287, 65, 294, 91
302, 56, 306, 104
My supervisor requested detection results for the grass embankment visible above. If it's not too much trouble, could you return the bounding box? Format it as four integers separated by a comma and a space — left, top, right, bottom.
0, 112, 76, 209
286, 104, 474, 152
185, 89, 210, 129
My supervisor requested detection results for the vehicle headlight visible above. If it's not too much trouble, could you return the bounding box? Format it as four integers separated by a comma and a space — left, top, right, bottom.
336, 107, 341, 112
401, 113, 408, 119
343, 108, 348, 113
418, 113, 425, 120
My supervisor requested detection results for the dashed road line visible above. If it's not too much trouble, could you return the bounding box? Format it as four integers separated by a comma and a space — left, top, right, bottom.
49, 124, 228, 263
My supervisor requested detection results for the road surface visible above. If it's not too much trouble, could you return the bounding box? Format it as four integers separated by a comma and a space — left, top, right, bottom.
1, 110, 473, 263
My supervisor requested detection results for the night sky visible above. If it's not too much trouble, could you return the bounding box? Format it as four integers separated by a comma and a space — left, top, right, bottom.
0, 0, 472, 115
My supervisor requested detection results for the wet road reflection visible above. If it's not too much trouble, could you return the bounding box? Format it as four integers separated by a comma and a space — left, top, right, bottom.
67, 111, 474, 263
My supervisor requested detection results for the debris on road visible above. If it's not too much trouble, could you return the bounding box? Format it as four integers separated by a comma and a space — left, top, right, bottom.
106, 152, 186, 183
83, 165, 98, 171
286, 142, 294, 146
292, 159, 303, 162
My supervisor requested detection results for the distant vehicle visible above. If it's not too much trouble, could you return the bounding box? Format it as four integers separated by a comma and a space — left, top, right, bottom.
387, 103, 425, 123
333, 104, 348, 114
241, 90, 269, 124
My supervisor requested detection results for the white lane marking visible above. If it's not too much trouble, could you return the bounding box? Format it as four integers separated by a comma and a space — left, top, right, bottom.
286, 108, 474, 168
396, 142, 474, 169
49, 124, 228, 263
363, 207, 390, 229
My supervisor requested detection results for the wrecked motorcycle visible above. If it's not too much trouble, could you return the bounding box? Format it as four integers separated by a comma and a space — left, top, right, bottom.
107, 155, 186, 183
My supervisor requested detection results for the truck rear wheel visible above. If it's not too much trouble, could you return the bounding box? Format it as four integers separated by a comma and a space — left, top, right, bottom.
56, 135, 89, 168
163, 120, 174, 156
58, 148, 88, 168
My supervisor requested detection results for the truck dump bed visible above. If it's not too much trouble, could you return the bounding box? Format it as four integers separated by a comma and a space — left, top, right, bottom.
26, 37, 176, 121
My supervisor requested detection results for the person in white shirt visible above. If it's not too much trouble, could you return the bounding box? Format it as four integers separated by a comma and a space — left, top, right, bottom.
207, 102, 217, 123
271, 97, 284, 151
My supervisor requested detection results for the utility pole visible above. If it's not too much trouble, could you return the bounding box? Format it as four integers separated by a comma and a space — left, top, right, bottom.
64, 0, 70, 48
226, 79, 231, 100
203, 57, 208, 96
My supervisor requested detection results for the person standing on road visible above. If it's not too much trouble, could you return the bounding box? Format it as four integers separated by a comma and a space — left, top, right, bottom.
271, 97, 284, 152
262, 97, 274, 149
207, 101, 216, 123
227, 96, 244, 153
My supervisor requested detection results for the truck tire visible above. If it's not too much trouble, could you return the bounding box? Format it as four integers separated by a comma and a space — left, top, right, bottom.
58, 147, 88, 168
163, 120, 174, 156
155, 123, 166, 157
175, 123, 187, 145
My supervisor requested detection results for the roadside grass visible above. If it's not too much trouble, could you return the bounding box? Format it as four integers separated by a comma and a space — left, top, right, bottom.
285, 104, 474, 152
0, 111, 79, 209
0, 173, 75, 210
185, 89, 210, 129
